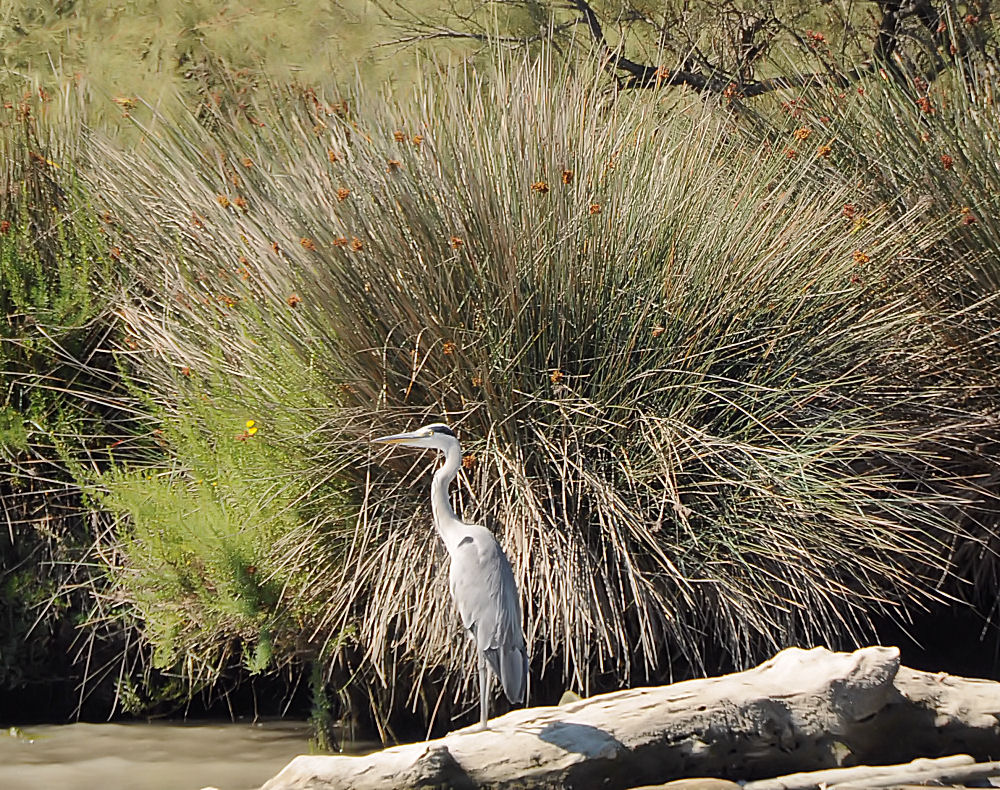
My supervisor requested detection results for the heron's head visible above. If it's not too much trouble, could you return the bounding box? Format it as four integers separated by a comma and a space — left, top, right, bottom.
372, 422, 458, 452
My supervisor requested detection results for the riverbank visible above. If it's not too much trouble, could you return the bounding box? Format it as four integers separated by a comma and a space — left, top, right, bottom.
0, 720, 329, 790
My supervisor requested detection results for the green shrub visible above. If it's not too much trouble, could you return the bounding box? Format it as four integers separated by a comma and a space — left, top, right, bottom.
0, 112, 127, 710
88, 338, 354, 697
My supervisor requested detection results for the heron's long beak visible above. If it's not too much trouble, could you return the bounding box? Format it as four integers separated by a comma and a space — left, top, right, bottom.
372, 430, 425, 445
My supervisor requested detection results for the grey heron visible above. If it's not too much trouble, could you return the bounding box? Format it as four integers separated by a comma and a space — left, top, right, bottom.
373, 423, 528, 731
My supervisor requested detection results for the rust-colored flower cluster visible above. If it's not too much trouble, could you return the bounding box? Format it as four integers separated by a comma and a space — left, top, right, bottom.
550, 369, 564, 384
336, 187, 350, 201
300, 237, 317, 250
793, 127, 812, 141
561, 169, 574, 185
449, 236, 464, 249
940, 154, 954, 170
853, 249, 870, 264
287, 293, 302, 307
442, 341, 457, 355
531, 181, 549, 194
780, 98, 805, 118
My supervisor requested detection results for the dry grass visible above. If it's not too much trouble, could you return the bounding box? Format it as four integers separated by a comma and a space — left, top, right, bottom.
72, 47, 1000, 735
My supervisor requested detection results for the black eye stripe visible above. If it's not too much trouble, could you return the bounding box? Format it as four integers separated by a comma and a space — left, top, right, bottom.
430, 425, 456, 438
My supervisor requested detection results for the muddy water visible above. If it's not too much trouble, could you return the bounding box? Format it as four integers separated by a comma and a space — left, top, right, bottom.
0, 720, 366, 790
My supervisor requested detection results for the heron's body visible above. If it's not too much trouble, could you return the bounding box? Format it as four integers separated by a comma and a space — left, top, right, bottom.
374, 423, 528, 729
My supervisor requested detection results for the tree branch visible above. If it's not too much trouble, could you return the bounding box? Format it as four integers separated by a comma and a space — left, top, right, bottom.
569, 0, 715, 91
571, 0, 935, 97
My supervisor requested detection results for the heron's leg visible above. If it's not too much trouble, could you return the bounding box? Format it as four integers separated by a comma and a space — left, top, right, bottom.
478, 652, 489, 731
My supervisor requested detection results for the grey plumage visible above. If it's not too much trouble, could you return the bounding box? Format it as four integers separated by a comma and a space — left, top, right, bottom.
373, 422, 528, 729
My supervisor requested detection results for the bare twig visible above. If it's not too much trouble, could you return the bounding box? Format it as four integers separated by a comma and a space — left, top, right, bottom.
571, 0, 943, 95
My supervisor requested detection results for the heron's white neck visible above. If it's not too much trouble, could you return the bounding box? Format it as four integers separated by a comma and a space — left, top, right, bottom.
430, 441, 464, 552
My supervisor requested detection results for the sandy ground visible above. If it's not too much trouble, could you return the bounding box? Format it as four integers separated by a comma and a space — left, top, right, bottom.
0, 720, 354, 790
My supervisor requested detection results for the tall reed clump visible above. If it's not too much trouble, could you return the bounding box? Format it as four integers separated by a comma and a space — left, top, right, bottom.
754, 45, 1000, 613
83, 52, 996, 732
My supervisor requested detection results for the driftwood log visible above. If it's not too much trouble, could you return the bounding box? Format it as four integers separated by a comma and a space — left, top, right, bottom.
260, 645, 1000, 790
742, 754, 1000, 789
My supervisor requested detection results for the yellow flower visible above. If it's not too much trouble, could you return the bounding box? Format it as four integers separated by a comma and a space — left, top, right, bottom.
246, 419, 256, 428
247, 426, 258, 436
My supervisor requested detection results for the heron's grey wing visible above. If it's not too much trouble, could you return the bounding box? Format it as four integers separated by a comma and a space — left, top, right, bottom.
449, 527, 528, 704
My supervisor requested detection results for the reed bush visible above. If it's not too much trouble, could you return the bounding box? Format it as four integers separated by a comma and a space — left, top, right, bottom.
752, 48, 1000, 610
78, 48, 999, 734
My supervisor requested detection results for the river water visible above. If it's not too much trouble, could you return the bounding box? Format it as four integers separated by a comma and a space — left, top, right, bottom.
0, 720, 362, 790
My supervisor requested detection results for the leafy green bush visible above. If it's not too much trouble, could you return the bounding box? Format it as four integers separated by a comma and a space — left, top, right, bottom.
94, 352, 353, 689
0, 112, 127, 713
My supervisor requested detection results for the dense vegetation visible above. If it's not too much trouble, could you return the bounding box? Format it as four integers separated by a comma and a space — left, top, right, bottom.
2, 0, 999, 744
